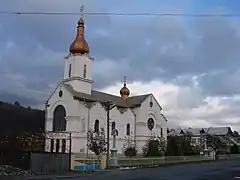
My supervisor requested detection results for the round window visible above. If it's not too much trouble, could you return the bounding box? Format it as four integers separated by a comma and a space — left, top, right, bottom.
147, 118, 155, 130
59, 90, 63, 97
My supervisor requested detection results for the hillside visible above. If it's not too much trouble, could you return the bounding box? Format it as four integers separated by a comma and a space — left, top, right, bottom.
0, 101, 45, 135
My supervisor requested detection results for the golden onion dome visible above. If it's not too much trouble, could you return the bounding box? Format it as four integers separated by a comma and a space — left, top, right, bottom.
69, 17, 89, 54
120, 76, 130, 99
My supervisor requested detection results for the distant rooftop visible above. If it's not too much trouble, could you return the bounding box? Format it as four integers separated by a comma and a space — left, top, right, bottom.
168, 127, 233, 136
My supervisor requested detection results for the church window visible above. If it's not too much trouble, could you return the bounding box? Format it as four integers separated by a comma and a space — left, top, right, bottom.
112, 121, 116, 131
160, 128, 163, 137
94, 119, 99, 133
126, 123, 130, 135
68, 64, 72, 77
83, 64, 87, 78
52, 105, 66, 132
149, 101, 153, 107
147, 118, 154, 131
59, 90, 63, 98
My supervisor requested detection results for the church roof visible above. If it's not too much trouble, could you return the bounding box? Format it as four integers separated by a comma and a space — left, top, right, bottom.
63, 83, 150, 108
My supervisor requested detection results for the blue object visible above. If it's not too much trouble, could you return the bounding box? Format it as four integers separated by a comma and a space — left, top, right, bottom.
74, 164, 101, 171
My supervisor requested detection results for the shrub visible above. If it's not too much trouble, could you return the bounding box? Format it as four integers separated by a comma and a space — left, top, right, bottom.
124, 146, 137, 158
142, 137, 166, 157
231, 144, 239, 154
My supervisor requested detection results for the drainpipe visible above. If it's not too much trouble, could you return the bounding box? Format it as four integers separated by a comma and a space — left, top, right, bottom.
130, 107, 137, 147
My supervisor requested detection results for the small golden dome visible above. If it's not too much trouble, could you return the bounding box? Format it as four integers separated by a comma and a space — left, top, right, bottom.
120, 86, 130, 96
69, 17, 89, 54
120, 76, 130, 99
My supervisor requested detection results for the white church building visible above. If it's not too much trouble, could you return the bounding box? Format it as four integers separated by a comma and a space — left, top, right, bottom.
44, 15, 167, 156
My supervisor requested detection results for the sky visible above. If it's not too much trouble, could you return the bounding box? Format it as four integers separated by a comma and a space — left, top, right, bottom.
1, 0, 240, 130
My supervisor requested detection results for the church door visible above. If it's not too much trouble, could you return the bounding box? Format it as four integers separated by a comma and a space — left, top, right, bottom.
52, 105, 67, 132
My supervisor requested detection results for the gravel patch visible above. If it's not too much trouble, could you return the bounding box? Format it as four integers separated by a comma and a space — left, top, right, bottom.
0, 165, 35, 176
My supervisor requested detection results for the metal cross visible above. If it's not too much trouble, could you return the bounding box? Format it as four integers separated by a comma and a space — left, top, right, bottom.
80, 5, 84, 16
124, 76, 127, 86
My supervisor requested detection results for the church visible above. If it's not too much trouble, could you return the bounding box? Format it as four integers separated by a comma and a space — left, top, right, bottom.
44, 14, 168, 156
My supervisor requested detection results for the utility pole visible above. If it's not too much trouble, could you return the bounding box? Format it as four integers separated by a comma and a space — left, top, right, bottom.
106, 102, 110, 169
44, 101, 50, 131
103, 100, 116, 169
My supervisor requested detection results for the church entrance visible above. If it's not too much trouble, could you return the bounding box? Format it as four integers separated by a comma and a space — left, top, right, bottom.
52, 105, 66, 132
31, 104, 71, 174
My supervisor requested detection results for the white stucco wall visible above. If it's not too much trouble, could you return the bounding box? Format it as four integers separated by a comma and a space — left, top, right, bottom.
80, 102, 136, 154
45, 83, 86, 153
45, 87, 136, 154
63, 54, 92, 94
45, 86, 167, 156
134, 94, 168, 153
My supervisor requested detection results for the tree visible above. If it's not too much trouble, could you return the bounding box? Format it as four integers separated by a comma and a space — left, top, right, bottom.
231, 144, 239, 154
157, 137, 167, 156
166, 135, 193, 156
142, 137, 166, 157
166, 136, 180, 156
192, 145, 201, 155
122, 136, 137, 158
206, 135, 226, 150
14, 101, 21, 107
179, 135, 193, 155
16, 132, 45, 152
87, 127, 107, 159
233, 131, 239, 137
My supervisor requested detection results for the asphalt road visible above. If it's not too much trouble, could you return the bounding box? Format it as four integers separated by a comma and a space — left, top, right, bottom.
29, 159, 240, 180
73, 159, 240, 180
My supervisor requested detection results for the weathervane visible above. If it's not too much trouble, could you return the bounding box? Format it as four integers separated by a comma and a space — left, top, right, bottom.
80, 5, 84, 17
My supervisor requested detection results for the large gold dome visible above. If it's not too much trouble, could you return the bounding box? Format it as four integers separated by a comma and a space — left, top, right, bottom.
69, 17, 89, 54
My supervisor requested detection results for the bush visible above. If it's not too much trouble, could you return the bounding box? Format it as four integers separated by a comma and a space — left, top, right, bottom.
231, 144, 239, 154
192, 145, 201, 155
142, 137, 166, 157
124, 146, 137, 158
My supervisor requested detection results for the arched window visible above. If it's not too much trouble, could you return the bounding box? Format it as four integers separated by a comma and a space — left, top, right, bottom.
112, 122, 116, 132
83, 64, 87, 78
94, 119, 99, 133
126, 123, 130, 135
68, 64, 72, 77
52, 105, 66, 132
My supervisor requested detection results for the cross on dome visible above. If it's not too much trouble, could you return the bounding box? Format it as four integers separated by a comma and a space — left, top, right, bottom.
69, 5, 89, 55
120, 76, 130, 99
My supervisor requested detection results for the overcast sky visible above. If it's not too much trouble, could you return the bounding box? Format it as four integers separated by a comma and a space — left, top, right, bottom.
1, 0, 240, 130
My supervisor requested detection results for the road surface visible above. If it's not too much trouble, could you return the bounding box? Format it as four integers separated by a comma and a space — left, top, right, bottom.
31, 159, 240, 180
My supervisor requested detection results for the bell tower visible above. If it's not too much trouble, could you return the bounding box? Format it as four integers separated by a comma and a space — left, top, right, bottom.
63, 5, 93, 95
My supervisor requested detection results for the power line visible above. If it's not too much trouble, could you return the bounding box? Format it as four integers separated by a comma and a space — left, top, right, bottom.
0, 11, 240, 17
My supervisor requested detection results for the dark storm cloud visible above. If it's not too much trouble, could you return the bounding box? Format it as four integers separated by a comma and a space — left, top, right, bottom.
0, 91, 40, 106
1, 0, 240, 106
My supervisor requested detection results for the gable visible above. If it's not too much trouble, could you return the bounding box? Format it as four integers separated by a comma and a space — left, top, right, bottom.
46, 82, 77, 117
142, 93, 162, 111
